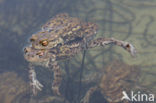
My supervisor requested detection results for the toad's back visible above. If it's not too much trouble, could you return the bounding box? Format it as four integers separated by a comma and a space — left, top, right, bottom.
30, 13, 98, 50
42, 13, 97, 41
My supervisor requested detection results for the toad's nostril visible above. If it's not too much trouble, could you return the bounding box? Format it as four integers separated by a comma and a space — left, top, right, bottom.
30, 35, 37, 42
24, 48, 28, 53
30, 38, 35, 42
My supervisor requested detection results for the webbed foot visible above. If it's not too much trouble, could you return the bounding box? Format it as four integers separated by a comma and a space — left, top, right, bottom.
30, 75, 43, 95
29, 64, 43, 95
52, 86, 61, 96
121, 40, 136, 57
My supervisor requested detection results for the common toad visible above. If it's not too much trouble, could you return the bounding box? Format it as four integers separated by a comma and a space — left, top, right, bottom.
24, 13, 136, 96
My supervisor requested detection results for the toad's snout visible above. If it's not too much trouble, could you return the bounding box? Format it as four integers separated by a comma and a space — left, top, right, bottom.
23, 47, 49, 63
24, 47, 36, 62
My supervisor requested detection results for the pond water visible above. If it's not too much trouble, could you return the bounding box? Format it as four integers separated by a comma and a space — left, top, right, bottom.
0, 0, 156, 103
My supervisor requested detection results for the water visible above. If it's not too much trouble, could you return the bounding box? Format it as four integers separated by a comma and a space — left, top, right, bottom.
0, 0, 156, 103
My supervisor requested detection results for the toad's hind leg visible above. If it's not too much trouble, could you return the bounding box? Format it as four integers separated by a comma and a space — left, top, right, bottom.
81, 86, 98, 103
48, 59, 62, 96
29, 63, 43, 96
87, 37, 136, 57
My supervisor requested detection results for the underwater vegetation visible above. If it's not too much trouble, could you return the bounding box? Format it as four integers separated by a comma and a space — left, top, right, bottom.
0, 64, 154, 103
0, 72, 29, 103
0, 72, 70, 103
0, 0, 156, 103
81, 61, 154, 103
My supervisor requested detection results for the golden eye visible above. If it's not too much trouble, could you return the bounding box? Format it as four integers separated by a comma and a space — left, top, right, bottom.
40, 40, 48, 46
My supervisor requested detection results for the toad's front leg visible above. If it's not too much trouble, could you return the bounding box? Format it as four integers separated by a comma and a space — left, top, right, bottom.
87, 37, 136, 57
48, 58, 62, 96
29, 63, 43, 96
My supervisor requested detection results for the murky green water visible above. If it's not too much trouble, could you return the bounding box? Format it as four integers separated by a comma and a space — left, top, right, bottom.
0, 0, 156, 103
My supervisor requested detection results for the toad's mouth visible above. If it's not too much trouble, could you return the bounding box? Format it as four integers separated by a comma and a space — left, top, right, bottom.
24, 46, 49, 63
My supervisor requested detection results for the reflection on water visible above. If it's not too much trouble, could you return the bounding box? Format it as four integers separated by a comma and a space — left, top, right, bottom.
0, 0, 156, 103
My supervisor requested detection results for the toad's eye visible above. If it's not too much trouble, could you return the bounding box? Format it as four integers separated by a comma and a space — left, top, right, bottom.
40, 40, 49, 46
24, 48, 28, 53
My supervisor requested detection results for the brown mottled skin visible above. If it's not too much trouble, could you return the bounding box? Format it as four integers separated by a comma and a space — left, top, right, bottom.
81, 61, 140, 103
24, 13, 136, 96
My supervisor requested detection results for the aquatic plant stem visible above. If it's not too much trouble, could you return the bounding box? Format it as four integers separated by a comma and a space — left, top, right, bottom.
78, 50, 86, 103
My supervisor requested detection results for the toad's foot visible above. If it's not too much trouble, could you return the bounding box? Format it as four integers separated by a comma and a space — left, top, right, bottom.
88, 37, 136, 57
29, 64, 43, 96
52, 86, 61, 96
